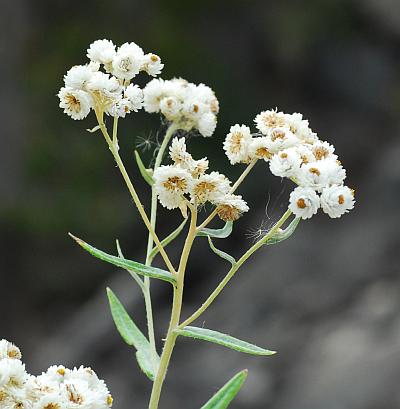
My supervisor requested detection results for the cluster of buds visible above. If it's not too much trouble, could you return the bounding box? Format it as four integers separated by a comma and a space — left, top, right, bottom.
0, 339, 112, 409
58, 39, 163, 120
143, 78, 219, 137
154, 137, 249, 221
224, 110, 355, 219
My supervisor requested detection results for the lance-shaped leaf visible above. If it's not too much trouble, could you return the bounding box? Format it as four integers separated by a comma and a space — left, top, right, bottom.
148, 218, 188, 261
106, 288, 159, 380
134, 150, 154, 186
207, 237, 236, 266
69, 234, 177, 285
200, 370, 248, 409
264, 217, 301, 246
175, 326, 276, 356
197, 221, 233, 239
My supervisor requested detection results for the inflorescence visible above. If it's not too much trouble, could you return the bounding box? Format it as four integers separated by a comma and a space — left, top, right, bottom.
0, 339, 113, 409
58, 40, 355, 222
223, 110, 355, 219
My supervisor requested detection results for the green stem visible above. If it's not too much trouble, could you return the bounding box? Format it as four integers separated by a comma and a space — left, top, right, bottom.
148, 205, 197, 409
179, 209, 292, 329
143, 124, 178, 370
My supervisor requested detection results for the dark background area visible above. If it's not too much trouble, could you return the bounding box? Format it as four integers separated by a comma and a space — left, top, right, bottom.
1, 1, 400, 408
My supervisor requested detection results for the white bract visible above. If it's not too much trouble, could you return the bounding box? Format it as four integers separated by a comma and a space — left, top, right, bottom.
0, 339, 113, 409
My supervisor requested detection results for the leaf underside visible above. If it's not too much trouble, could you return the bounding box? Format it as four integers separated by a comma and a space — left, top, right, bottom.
207, 237, 236, 265
175, 326, 276, 356
264, 217, 301, 246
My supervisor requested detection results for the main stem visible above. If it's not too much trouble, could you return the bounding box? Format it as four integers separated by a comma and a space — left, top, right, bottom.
143, 124, 178, 370
148, 205, 197, 409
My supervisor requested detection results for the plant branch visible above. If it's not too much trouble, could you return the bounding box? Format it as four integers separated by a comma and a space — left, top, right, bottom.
95, 111, 177, 276
143, 124, 178, 370
179, 209, 292, 329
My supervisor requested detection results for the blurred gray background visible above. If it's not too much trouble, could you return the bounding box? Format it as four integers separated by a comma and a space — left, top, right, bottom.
1, 0, 400, 408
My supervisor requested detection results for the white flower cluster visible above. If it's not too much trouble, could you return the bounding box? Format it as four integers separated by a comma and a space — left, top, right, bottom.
58, 39, 163, 120
143, 78, 219, 137
153, 137, 248, 221
224, 109, 355, 219
0, 339, 113, 409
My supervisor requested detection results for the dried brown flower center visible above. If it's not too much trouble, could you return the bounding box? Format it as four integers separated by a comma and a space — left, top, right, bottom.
217, 205, 241, 222
230, 132, 244, 153
338, 194, 345, 205
297, 198, 307, 209
271, 130, 285, 141
309, 167, 320, 176
164, 176, 187, 191
44, 404, 60, 409
262, 113, 285, 129
256, 147, 272, 159
7, 349, 21, 359
313, 146, 329, 160
66, 95, 81, 113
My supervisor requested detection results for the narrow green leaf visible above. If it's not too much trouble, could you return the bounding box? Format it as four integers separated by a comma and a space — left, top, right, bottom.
200, 370, 248, 409
69, 234, 176, 285
175, 326, 276, 356
264, 217, 301, 246
107, 288, 159, 380
116, 240, 144, 290
134, 150, 154, 186
207, 237, 236, 265
149, 218, 188, 261
197, 221, 233, 239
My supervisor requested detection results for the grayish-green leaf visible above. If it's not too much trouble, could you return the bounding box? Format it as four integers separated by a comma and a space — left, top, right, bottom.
200, 370, 248, 409
116, 239, 144, 290
207, 237, 236, 265
134, 150, 154, 186
175, 326, 276, 356
136, 350, 158, 381
149, 218, 188, 261
107, 288, 159, 380
197, 221, 233, 239
264, 217, 301, 246
69, 234, 176, 285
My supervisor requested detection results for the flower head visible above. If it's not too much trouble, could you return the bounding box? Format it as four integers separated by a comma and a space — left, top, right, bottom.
320, 185, 355, 218
215, 194, 249, 222
223, 124, 252, 164
289, 187, 320, 219
58, 87, 92, 120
